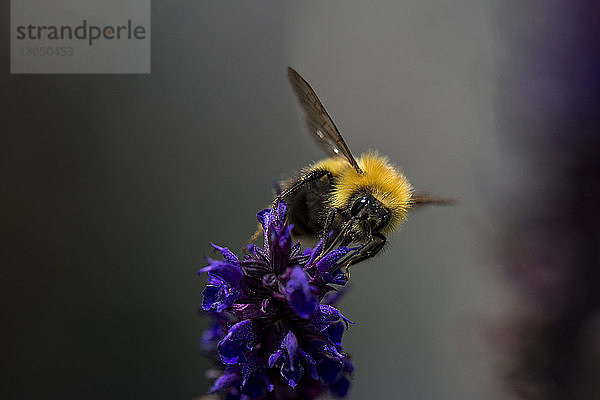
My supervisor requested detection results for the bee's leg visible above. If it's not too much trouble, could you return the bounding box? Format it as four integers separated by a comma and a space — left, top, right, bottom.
329, 233, 387, 277
325, 217, 356, 253
272, 169, 332, 222
313, 208, 345, 260
272, 170, 332, 217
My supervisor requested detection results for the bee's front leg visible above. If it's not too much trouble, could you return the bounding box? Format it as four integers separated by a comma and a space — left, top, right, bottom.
329, 233, 387, 278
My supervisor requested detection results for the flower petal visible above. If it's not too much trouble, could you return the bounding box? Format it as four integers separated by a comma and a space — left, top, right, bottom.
201, 283, 240, 312
255, 209, 270, 230
314, 246, 356, 284
201, 285, 220, 311
241, 354, 272, 398
321, 285, 349, 306
285, 267, 318, 318
298, 348, 317, 380
317, 356, 343, 384
267, 349, 282, 368
211, 243, 240, 265
312, 305, 353, 346
270, 225, 292, 274
201, 318, 224, 351
281, 360, 304, 388
315, 247, 352, 273
280, 332, 303, 388
210, 370, 240, 393
256, 202, 287, 231
199, 261, 243, 285
342, 357, 354, 374
217, 320, 256, 365
268, 331, 315, 389
325, 321, 345, 347
330, 375, 351, 397
241, 375, 266, 399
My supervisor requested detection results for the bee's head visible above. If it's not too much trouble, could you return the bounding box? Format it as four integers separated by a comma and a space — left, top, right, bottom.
331, 153, 412, 234
349, 193, 392, 235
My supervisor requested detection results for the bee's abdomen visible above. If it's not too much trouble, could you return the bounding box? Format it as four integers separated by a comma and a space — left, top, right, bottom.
282, 170, 334, 238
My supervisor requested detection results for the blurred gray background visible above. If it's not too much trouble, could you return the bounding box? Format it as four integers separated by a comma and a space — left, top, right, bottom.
2, 1, 505, 399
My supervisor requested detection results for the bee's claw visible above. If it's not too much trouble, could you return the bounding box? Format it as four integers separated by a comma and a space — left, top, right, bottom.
271, 201, 281, 221
313, 248, 326, 264
343, 264, 351, 280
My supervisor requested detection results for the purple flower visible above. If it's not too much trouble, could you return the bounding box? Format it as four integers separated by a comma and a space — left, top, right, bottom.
199, 203, 354, 399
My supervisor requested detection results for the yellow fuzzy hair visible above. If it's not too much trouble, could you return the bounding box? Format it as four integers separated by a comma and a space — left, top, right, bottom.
312, 152, 413, 233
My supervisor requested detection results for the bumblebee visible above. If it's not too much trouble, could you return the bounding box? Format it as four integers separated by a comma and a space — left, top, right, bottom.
268, 67, 450, 274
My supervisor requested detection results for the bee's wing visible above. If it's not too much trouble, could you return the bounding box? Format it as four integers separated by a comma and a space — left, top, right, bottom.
287, 67, 363, 174
410, 191, 455, 208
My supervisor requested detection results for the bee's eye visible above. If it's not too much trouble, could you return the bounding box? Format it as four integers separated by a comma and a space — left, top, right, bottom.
373, 209, 392, 232
351, 196, 369, 216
